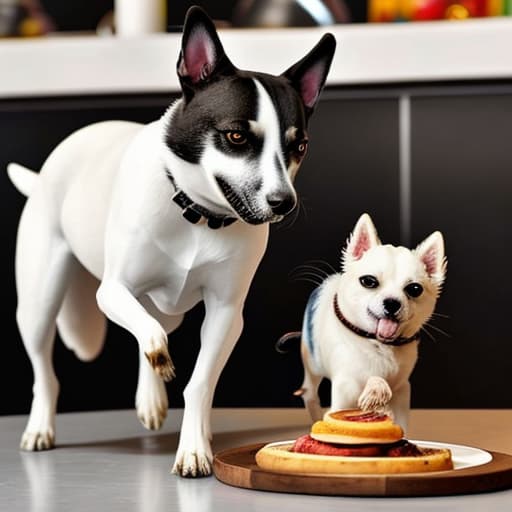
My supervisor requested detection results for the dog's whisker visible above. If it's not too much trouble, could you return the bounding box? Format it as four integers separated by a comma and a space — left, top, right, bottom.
424, 321, 451, 339
291, 264, 330, 279
431, 311, 450, 319
289, 197, 303, 227
276, 196, 303, 231
302, 259, 337, 274
289, 270, 324, 282
290, 275, 323, 286
420, 325, 438, 343
289, 270, 328, 284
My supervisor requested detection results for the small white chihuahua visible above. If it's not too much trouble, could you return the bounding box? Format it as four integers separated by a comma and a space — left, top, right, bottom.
286, 213, 446, 432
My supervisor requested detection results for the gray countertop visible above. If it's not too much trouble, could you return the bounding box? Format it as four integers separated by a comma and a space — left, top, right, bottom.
1, 408, 511, 511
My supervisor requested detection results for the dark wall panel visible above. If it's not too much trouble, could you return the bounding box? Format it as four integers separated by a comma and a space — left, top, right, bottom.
410, 94, 512, 408
0, 94, 399, 414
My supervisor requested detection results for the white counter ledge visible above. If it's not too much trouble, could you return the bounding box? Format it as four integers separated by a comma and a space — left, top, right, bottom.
1, 17, 512, 99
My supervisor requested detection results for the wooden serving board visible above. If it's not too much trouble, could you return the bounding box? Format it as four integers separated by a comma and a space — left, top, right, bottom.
213, 442, 512, 497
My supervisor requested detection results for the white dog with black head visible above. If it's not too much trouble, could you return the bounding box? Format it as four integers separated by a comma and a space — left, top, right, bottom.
285, 213, 446, 432
8, 7, 335, 477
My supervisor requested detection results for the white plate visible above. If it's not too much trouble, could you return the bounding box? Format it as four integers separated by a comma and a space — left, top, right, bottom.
409, 439, 493, 470
266, 439, 493, 471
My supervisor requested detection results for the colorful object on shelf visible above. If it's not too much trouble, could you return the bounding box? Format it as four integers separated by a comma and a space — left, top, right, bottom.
368, 0, 511, 21
0, 0, 54, 37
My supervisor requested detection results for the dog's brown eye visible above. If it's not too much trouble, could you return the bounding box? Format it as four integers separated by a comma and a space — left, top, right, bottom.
405, 282, 423, 298
359, 275, 379, 289
297, 140, 308, 155
226, 131, 247, 145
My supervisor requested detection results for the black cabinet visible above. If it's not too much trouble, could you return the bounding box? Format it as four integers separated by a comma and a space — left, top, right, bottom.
1, 85, 511, 415
410, 93, 512, 408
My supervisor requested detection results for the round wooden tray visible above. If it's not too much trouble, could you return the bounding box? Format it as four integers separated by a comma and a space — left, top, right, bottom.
213, 442, 512, 497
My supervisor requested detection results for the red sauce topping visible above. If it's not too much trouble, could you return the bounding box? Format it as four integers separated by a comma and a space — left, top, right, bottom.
291, 436, 423, 458
343, 412, 388, 422
292, 435, 384, 457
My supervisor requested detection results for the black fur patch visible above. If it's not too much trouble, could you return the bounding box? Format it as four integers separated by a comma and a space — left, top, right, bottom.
165, 71, 308, 167
165, 76, 258, 164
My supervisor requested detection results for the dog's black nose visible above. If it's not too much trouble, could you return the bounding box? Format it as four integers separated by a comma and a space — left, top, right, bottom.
266, 193, 296, 216
383, 298, 401, 318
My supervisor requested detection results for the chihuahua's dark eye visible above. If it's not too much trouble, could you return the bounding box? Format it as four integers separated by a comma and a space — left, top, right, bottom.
225, 131, 247, 145
359, 275, 379, 289
405, 282, 423, 298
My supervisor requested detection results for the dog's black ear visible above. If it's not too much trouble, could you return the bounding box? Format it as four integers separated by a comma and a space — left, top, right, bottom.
177, 6, 235, 101
283, 33, 336, 118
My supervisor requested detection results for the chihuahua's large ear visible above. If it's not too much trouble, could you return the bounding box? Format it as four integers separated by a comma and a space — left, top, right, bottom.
282, 33, 336, 118
414, 231, 447, 290
342, 213, 381, 270
177, 7, 235, 101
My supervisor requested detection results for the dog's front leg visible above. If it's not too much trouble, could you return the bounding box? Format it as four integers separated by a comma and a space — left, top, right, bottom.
358, 376, 393, 414
388, 381, 411, 433
172, 295, 244, 477
96, 280, 175, 381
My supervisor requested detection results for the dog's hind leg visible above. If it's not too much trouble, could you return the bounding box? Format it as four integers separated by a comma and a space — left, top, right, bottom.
136, 298, 184, 430
297, 343, 324, 422
57, 264, 106, 362
15, 197, 76, 451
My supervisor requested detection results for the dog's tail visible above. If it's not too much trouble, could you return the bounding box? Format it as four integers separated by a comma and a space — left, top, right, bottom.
7, 163, 38, 197
275, 331, 302, 354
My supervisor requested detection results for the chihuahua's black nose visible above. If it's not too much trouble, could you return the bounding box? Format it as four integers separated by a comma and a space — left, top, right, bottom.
266, 193, 296, 216
383, 298, 401, 318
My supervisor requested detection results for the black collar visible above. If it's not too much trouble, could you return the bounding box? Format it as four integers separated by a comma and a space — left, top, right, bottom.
166, 171, 237, 230
333, 293, 420, 347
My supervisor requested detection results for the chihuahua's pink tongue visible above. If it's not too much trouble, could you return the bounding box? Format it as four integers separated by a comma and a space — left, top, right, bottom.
377, 319, 399, 340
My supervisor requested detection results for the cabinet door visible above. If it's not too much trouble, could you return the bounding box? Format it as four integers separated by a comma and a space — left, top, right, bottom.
410, 94, 512, 408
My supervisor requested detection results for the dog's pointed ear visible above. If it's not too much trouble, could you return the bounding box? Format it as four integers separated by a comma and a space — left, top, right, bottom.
342, 213, 381, 270
414, 231, 447, 289
177, 6, 235, 100
282, 33, 336, 118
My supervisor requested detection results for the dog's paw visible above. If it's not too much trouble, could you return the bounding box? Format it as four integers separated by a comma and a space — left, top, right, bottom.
171, 451, 213, 478
143, 324, 175, 382
145, 347, 175, 382
358, 376, 393, 412
136, 380, 168, 431
20, 430, 55, 451
137, 408, 167, 431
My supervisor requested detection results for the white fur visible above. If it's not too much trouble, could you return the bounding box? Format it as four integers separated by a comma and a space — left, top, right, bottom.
299, 213, 446, 432
10, 118, 270, 477
9, 8, 335, 477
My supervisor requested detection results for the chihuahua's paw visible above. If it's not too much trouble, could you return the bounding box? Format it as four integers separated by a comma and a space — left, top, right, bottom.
20, 430, 55, 451
358, 376, 393, 412
171, 450, 213, 478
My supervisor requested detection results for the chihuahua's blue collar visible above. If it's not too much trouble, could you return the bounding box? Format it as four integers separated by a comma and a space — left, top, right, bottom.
166, 171, 237, 229
333, 293, 420, 347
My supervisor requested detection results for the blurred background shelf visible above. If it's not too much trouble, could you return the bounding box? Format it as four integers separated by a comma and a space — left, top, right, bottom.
1, 16, 512, 98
